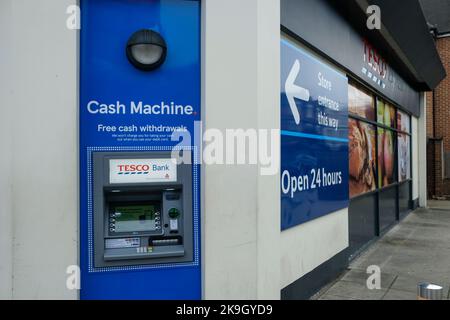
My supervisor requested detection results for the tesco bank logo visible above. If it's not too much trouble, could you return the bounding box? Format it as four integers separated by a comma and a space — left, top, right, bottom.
116, 164, 151, 176
109, 159, 176, 184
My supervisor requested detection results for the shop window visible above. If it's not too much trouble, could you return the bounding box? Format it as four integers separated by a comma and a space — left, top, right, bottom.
397, 110, 411, 133
349, 118, 377, 198
377, 100, 396, 128
378, 128, 397, 188
398, 133, 411, 182
349, 82, 411, 193
348, 83, 375, 121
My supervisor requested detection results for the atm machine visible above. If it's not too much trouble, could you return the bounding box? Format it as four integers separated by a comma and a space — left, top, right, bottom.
93, 152, 193, 268
79, 0, 201, 299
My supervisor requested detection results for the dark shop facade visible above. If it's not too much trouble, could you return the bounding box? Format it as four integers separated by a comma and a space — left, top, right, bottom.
280, 0, 445, 299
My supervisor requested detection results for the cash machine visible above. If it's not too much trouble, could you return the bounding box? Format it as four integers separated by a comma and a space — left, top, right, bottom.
93, 152, 193, 268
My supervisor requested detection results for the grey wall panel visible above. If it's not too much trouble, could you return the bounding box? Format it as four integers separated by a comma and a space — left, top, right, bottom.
379, 186, 398, 232
399, 181, 412, 217
348, 194, 377, 258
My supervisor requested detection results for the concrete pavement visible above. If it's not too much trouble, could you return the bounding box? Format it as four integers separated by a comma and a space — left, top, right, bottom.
313, 201, 450, 300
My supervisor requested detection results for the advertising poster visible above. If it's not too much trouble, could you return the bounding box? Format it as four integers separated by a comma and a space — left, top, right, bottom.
397, 110, 411, 133
398, 133, 411, 182
378, 128, 396, 187
377, 100, 396, 128
281, 37, 349, 230
348, 83, 375, 121
349, 119, 376, 197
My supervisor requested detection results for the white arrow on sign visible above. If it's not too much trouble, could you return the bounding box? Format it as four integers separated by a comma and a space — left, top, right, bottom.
285, 59, 310, 125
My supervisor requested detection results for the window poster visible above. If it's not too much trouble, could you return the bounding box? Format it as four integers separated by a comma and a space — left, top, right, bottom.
377, 100, 396, 128
398, 133, 411, 182
397, 110, 411, 133
348, 83, 375, 121
349, 119, 376, 197
378, 128, 396, 187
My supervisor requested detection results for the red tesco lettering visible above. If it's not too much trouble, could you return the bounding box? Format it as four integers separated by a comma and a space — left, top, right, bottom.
117, 164, 150, 172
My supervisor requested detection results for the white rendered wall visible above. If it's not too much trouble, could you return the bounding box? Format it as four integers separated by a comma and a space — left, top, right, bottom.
256, 0, 282, 299
0, 0, 78, 299
280, 209, 348, 289
418, 93, 427, 207
202, 0, 281, 299
202, 0, 348, 299
412, 116, 419, 201
0, 0, 14, 300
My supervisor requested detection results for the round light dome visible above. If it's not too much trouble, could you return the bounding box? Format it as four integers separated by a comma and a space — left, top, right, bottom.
126, 29, 167, 71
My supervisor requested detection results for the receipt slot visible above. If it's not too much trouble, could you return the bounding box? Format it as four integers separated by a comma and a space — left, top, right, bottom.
93, 152, 193, 268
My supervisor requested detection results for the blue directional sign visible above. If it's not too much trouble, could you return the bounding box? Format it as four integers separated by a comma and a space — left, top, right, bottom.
281, 38, 349, 230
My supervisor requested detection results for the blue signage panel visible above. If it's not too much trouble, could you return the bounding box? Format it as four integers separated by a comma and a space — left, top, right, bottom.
281, 38, 349, 230
80, 0, 201, 299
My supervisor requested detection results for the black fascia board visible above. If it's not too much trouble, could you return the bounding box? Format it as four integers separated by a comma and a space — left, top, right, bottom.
331, 0, 446, 91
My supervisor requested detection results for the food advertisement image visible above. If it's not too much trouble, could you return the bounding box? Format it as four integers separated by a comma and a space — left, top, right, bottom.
348, 84, 375, 121
377, 100, 396, 128
398, 133, 411, 182
378, 128, 396, 188
397, 110, 411, 133
349, 119, 376, 197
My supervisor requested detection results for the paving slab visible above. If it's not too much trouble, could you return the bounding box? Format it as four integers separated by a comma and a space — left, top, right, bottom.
382, 289, 417, 300
428, 200, 450, 211
390, 274, 449, 295
314, 203, 450, 300
323, 280, 388, 300
340, 268, 397, 290
318, 294, 359, 300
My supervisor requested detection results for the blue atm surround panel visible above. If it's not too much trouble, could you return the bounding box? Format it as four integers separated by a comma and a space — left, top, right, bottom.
80, 0, 201, 299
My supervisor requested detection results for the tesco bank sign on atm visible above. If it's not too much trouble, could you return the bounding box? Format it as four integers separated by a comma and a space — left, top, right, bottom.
280, 36, 349, 230
80, 0, 201, 300
109, 159, 177, 184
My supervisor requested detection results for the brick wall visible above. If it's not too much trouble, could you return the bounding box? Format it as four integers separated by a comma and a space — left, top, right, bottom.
429, 37, 450, 197
426, 91, 434, 137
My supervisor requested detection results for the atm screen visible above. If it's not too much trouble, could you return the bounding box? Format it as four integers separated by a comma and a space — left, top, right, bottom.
112, 204, 159, 233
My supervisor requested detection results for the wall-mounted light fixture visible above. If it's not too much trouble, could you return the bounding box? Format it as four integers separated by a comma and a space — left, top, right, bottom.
126, 29, 167, 71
